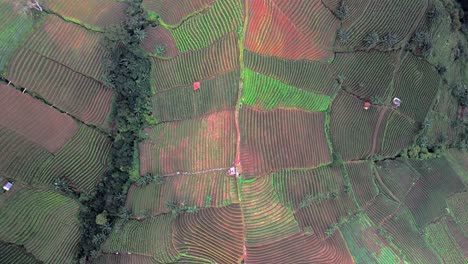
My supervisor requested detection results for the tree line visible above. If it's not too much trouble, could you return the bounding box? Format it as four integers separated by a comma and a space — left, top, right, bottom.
76, 0, 156, 262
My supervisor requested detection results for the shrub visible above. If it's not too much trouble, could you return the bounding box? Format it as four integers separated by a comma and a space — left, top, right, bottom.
363, 32, 380, 49
337, 29, 350, 43
383, 33, 397, 49
452, 83, 468, 106
155, 44, 166, 56
335, 2, 349, 20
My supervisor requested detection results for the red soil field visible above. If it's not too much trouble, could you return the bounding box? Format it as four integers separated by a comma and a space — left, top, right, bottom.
0, 84, 77, 153
140, 110, 236, 176
240, 107, 332, 177
142, 26, 179, 57
26, 16, 108, 79
143, 0, 216, 25
7, 48, 113, 126
174, 204, 244, 263
245, 0, 338, 61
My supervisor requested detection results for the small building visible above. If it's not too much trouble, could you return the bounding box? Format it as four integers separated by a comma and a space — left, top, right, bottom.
3, 182, 13, 191
392, 97, 401, 107
364, 101, 371, 110
227, 167, 239, 176
193, 81, 200, 91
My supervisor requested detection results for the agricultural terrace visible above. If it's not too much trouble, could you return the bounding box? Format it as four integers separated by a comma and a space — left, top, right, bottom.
0, 84, 111, 192
102, 0, 468, 263
0, 1, 120, 260
0, 0, 466, 263
0, 1, 115, 127
42, 0, 127, 29
0, 189, 82, 263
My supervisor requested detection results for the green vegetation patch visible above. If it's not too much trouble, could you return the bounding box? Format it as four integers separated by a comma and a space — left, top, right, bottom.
0, 189, 81, 263
102, 215, 180, 263
341, 214, 401, 264
168, 0, 242, 52
423, 220, 465, 263
242, 68, 331, 112
0, 3, 41, 73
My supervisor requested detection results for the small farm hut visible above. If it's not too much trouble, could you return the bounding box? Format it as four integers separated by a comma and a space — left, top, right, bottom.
392, 97, 401, 107
364, 101, 371, 110
227, 167, 239, 176
3, 182, 13, 191
193, 81, 201, 91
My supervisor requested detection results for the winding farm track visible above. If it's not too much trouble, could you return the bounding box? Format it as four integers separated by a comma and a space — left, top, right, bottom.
370, 107, 388, 155
236, 0, 249, 261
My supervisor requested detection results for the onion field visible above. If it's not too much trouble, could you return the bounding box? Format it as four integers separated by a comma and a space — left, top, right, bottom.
0, 0, 466, 263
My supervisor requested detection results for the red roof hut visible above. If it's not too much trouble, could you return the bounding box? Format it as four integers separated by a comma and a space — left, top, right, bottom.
193, 81, 200, 91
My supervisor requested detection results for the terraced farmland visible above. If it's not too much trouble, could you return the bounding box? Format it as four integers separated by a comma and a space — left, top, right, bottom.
0, 189, 82, 264
1, 0, 467, 263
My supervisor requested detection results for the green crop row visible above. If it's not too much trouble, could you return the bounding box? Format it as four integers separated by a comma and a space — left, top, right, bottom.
0, 189, 81, 263
167, 0, 242, 52
38, 125, 111, 192
242, 68, 331, 112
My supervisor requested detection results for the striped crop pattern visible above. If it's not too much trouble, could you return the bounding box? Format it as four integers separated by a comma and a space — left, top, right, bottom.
142, 0, 215, 25
0, 84, 78, 153
43, 0, 127, 28
270, 165, 344, 209
246, 232, 354, 263
0, 189, 81, 264
242, 68, 331, 111
339, 0, 425, 49
168, 0, 242, 52
125, 171, 235, 216
140, 110, 236, 175
245, 0, 338, 60
393, 54, 440, 123
0, 1, 38, 73
380, 111, 418, 157
406, 158, 465, 228
239, 177, 301, 245
102, 214, 179, 263
38, 125, 111, 192
174, 205, 244, 263
0, 127, 53, 183
142, 26, 179, 57
382, 207, 440, 264
331, 51, 397, 98
0, 242, 40, 264
152, 69, 239, 122
240, 107, 331, 177
346, 161, 378, 207
424, 220, 466, 264
329, 91, 381, 160
152, 32, 239, 92
5, 15, 114, 126
375, 159, 419, 201
244, 50, 337, 95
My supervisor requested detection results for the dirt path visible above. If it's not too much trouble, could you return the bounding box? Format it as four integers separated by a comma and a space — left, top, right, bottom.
370, 107, 389, 155
236, 1, 250, 262
373, 167, 401, 204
